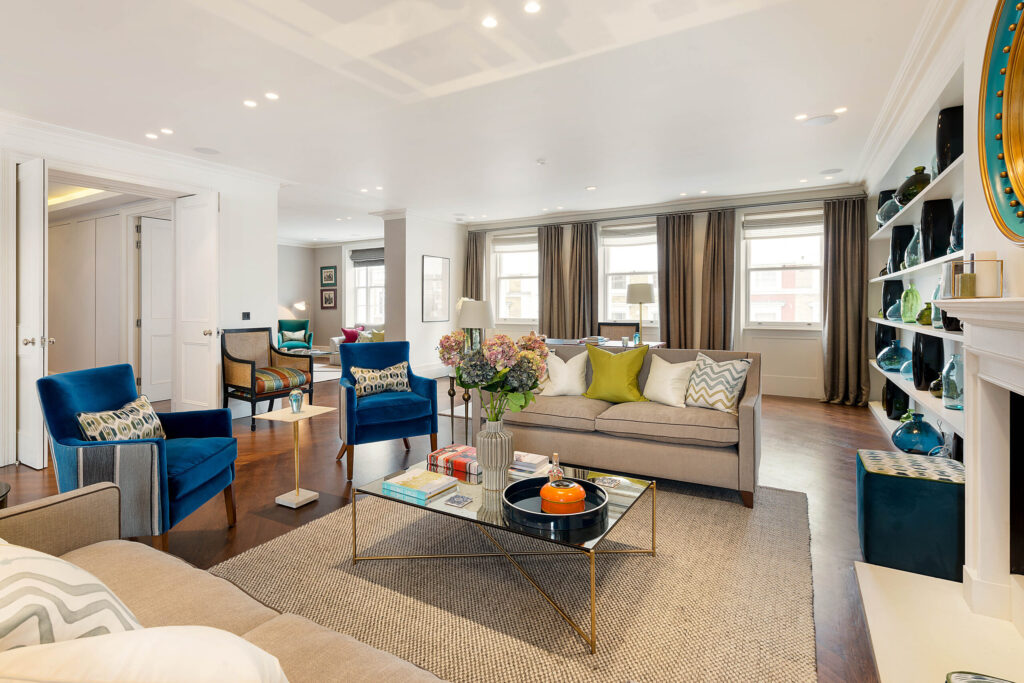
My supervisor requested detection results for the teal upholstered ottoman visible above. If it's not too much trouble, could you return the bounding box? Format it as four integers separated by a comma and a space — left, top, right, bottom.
857, 449, 965, 582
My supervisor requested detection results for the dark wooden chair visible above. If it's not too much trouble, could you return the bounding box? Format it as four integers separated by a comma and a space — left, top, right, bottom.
598, 321, 640, 340
222, 328, 314, 431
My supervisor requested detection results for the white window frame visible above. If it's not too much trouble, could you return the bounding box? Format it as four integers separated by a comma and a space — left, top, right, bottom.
352, 263, 386, 326
740, 206, 824, 331
598, 222, 659, 324
488, 230, 539, 325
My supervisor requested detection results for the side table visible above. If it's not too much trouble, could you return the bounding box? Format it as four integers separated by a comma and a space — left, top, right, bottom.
255, 404, 336, 508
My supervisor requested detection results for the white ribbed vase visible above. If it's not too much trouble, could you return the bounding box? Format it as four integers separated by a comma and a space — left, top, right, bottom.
476, 419, 513, 491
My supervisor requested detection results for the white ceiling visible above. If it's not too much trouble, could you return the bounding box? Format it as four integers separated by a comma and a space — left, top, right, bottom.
0, 0, 929, 245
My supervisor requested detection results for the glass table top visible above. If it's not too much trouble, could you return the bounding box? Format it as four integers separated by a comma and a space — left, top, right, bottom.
356, 459, 652, 551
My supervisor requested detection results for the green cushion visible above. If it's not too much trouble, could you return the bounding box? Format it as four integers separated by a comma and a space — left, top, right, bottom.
582, 344, 648, 404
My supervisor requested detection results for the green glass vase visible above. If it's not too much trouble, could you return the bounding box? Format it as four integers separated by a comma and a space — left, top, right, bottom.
900, 283, 922, 324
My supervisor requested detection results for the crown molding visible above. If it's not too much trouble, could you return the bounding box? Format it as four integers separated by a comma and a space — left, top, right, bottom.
852, 0, 970, 191
465, 183, 865, 231
369, 208, 407, 220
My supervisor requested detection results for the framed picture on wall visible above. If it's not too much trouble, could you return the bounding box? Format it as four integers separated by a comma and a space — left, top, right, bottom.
422, 255, 450, 322
321, 288, 337, 310
320, 265, 337, 288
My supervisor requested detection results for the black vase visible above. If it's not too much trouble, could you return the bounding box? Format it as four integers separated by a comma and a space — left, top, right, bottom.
951, 433, 963, 462
875, 324, 897, 357
941, 309, 963, 332
889, 225, 915, 273
896, 166, 931, 206
912, 334, 945, 391
882, 280, 904, 318
883, 379, 909, 421
936, 106, 964, 174
920, 199, 953, 261
878, 189, 897, 211
949, 202, 964, 253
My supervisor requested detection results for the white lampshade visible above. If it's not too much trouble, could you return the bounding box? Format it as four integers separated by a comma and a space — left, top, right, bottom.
626, 283, 654, 304
457, 299, 494, 329
293, 301, 307, 312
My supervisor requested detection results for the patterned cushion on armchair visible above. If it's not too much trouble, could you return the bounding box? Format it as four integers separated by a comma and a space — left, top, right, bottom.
255, 367, 312, 394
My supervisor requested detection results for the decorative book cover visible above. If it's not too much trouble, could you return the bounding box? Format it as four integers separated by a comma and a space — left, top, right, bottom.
384, 470, 458, 497
511, 451, 548, 472
428, 444, 480, 475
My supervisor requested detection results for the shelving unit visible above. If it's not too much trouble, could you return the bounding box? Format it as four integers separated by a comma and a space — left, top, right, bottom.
867, 401, 899, 448
870, 156, 965, 243
868, 360, 964, 436
868, 317, 963, 342
869, 251, 963, 283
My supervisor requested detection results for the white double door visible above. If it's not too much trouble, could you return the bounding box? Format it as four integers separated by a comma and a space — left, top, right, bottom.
15, 157, 222, 469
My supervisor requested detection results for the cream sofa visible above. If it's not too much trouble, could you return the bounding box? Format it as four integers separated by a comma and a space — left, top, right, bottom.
473, 346, 762, 506
0, 483, 439, 682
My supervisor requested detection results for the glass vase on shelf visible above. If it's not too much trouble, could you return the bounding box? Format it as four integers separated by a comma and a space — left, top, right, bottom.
904, 227, 924, 268
932, 281, 944, 329
895, 166, 931, 206
877, 339, 911, 372
900, 359, 914, 382
942, 354, 964, 411
891, 413, 944, 455
900, 283, 922, 324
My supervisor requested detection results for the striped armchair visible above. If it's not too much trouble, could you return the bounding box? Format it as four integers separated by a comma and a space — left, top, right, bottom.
221, 328, 314, 431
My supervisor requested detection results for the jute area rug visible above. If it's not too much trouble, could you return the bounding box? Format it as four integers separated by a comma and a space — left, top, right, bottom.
211, 482, 816, 682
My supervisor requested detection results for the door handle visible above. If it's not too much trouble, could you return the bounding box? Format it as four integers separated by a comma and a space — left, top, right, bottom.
21, 337, 36, 346
202, 329, 213, 336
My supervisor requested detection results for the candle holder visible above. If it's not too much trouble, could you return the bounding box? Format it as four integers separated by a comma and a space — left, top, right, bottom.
950, 258, 1004, 298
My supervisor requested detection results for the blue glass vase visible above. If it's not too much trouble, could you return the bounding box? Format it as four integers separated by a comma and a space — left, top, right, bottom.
942, 354, 964, 411
892, 413, 944, 455
877, 340, 911, 372
900, 359, 914, 382
886, 300, 903, 321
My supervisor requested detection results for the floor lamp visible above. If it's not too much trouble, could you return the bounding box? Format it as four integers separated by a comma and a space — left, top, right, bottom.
626, 283, 653, 345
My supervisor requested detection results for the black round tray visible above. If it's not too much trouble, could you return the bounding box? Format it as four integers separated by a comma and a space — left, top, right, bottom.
502, 477, 609, 535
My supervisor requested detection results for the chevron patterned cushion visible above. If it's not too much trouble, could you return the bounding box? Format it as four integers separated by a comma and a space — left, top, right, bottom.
685, 353, 752, 415
0, 540, 141, 651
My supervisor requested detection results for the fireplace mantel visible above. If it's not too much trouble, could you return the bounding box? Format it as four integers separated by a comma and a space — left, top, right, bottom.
940, 297, 1024, 330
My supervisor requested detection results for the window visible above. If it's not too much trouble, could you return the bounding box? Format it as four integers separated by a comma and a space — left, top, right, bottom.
350, 247, 385, 326
742, 208, 823, 328
599, 224, 659, 323
491, 232, 538, 322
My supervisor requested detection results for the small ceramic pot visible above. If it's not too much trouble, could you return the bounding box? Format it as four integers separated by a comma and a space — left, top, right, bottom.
539, 479, 586, 514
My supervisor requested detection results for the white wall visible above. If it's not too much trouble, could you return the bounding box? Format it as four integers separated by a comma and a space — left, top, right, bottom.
276, 244, 316, 334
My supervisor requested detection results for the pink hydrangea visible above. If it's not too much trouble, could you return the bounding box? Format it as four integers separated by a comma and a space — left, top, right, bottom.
437, 330, 467, 367
481, 334, 519, 371
517, 331, 549, 360
516, 349, 546, 377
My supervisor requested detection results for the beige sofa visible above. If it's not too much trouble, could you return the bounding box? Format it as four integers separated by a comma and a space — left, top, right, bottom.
0, 483, 439, 682
473, 346, 762, 506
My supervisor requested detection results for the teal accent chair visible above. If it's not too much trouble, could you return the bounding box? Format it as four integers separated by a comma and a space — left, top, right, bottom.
278, 319, 312, 350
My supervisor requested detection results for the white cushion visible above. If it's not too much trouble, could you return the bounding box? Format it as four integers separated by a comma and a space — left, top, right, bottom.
541, 352, 587, 397
281, 329, 305, 342
0, 542, 141, 651
0, 625, 288, 683
642, 355, 697, 408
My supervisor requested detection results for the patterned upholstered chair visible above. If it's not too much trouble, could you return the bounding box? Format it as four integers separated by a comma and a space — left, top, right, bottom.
221, 328, 314, 431
36, 364, 237, 551
337, 341, 438, 480
278, 319, 312, 350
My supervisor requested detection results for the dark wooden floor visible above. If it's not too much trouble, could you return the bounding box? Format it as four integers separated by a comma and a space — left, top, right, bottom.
1, 386, 889, 682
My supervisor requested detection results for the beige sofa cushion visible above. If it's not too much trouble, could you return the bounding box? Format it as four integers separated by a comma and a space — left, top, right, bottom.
595, 401, 739, 447
62, 540, 277, 636
243, 613, 440, 682
502, 396, 611, 432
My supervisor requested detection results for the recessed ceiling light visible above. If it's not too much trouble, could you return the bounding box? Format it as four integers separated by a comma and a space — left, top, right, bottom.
794, 113, 808, 121
481, 214, 488, 218
375, 186, 383, 190
347, 217, 352, 220
160, 128, 174, 135
482, 15, 498, 28
699, 190, 708, 194
585, 186, 597, 191
360, 188, 368, 193
833, 106, 848, 114
312, 238, 320, 241
243, 99, 258, 108
803, 114, 838, 126
542, 208, 549, 212
800, 179, 808, 183
145, 133, 158, 140
556, 206, 564, 210
336, 217, 342, 221
265, 92, 279, 100
679, 192, 688, 196
825, 176, 834, 180
524, 1, 541, 13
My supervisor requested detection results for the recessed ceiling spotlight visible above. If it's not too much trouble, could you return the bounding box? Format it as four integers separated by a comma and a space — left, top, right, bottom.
312, 238, 320, 241
833, 106, 848, 114
825, 176, 834, 180
680, 192, 688, 196
347, 216, 352, 220
469, 216, 476, 220
556, 206, 564, 210
699, 190, 708, 194
265, 92, 279, 100
336, 217, 342, 221
243, 99, 258, 108
482, 15, 498, 28
145, 133, 158, 140
524, 1, 541, 13
481, 214, 488, 218
375, 186, 383, 190
585, 186, 597, 191
160, 128, 174, 135
360, 188, 368, 193
794, 113, 808, 121
803, 114, 838, 126
542, 208, 549, 212
799, 179, 808, 183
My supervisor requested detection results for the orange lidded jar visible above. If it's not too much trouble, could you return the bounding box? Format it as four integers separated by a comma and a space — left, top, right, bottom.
539, 479, 586, 514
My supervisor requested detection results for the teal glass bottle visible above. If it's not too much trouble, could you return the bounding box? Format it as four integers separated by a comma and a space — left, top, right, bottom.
904, 226, 924, 268
891, 413, 944, 455
900, 359, 914, 382
900, 283, 922, 324
942, 354, 964, 411
877, 339, 911, 371
932, 281, 944, 329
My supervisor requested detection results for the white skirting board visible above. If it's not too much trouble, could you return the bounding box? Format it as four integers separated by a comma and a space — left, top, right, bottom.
855, 562, 1024, 681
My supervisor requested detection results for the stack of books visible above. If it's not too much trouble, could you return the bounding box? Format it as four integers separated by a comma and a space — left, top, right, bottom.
581, 335, 609, 345
383, 470, 458, 504
427, 445, 479, 479
511, 451, 549, 474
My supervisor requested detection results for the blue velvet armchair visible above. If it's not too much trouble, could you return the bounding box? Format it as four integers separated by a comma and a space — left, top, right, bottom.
36, 364, 237, 551
337, 341, 438, 480
278, 319, 312, 350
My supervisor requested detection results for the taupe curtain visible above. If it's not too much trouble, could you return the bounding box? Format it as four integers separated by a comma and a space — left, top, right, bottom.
656, 213, 694, 348
463, 231, 486, 301
699, 209, 736, 350
538, 225, 568, 338
567, 222, 598, 338
822, 197, 870, 406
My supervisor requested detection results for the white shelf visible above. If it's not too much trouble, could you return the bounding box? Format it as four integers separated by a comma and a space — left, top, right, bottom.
868, 317, 964, 341
870, 156, 965, 242
867, 401, 900, 447
868, 360, 965, 436
869, 251, 964, 283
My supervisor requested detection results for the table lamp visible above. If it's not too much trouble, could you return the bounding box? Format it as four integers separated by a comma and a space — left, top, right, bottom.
457, 299, 493, 350
626, 283, 653, 344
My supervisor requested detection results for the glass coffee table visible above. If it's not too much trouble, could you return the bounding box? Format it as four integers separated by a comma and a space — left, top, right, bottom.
353, 459, 656, 654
